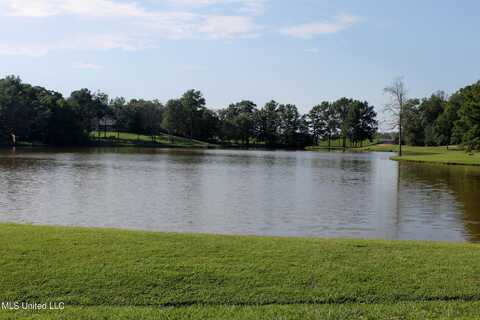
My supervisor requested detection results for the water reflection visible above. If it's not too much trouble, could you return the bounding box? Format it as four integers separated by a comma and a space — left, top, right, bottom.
0, 148, 479, 242
397, 163, 480, 242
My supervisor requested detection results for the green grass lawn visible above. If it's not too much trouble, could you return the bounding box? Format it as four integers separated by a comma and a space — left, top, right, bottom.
91, 131, 213, 147
307, 138, 380, 150
2, 224, 480, 319
360, 144, 480, 166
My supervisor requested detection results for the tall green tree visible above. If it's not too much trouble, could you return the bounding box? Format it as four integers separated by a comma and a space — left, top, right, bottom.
46, 98, 88, 146
0, 76, 52, 143
67, 88, 104, 135
419, 92, 446, 146
433, 96, 461, 147
195, 109, 219, 141
333, 97, 353, 150
346, 101, 378, 147
296, 114, 314, 147
454, 81, 480, 149
255, 100, 280, 146
401, 99, 424, 146
181, 89, 206, 139
313, 101, 339, 149
308, 104, 325, 145
162, 99, 187, 138
278, 104, 300, 146
218, 100, 257, 145
127, 99, 164, 140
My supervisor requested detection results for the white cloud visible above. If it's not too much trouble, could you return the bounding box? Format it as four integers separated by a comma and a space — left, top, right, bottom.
73, 62, 104, 70
0, 33, 150, 57
282, 14, 360, 39
0, 44, 50, 57
0, 0, 358, 56
168, 0, 224, 5
167, 0, 267, 15
4, 0, 146, 17
199, 15, 260, 39
1, 0, 261, 46
3, 0, 267, 18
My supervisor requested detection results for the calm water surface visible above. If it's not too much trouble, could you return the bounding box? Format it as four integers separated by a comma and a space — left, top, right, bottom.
1, 148, 479, 242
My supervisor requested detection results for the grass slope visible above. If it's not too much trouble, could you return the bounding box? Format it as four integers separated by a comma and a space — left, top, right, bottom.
91, 131, 213, 147
1, 224, 480, 319
361, 144, 480, 166
307, 138, 379, 150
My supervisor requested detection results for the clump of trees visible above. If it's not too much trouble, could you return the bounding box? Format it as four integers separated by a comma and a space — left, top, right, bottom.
308, 99, 378, 149
2, 75, 478, 150
0, 75, 379, 149
384, 78, 480, 150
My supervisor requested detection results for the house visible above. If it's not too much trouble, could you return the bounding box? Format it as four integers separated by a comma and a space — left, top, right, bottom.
97, 116, 117, 133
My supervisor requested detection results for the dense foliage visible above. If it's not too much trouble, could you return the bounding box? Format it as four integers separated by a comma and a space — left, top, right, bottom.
1, 75, 479, 149
0, 76, 378, 148
400, 81, 480, 149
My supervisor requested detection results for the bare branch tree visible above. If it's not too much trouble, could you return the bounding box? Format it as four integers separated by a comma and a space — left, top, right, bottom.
384, 77, 408, 156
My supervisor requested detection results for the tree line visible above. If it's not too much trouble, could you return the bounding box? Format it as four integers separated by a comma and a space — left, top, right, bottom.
384, 78, 480, 152
0, 76, 378, 148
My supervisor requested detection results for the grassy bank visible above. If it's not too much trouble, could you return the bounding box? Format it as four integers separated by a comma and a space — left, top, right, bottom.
306, 138, 379, 151
91, 131, 214, 148
2, 224, 480, 319
308, 142, 480, 166
361, 144, 480, 166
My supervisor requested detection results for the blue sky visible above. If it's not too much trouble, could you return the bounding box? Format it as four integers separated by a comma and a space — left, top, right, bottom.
1, 0, 479, 125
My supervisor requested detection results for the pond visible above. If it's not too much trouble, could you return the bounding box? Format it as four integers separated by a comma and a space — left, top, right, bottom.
1, 148, 479, 242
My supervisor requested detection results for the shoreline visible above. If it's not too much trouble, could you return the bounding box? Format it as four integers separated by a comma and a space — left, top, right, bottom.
391, 156, 480, 166
2, 143, 480, 166
309, 144, 480, 166
0, 222, 473, 244
0, 143, 308, 152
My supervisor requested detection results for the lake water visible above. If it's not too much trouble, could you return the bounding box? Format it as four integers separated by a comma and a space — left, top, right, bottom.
1, 148, 479, 242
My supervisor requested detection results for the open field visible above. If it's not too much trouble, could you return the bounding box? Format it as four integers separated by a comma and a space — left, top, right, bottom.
91, 131, 213, 147
2, 224, 480, 319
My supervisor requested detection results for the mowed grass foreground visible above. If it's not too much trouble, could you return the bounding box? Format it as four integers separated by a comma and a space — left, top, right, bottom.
361, 144, 480, 166
2, 224, 480, 319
